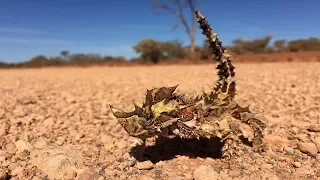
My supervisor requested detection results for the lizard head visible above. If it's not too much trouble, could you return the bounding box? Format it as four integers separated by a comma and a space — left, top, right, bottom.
109, 105, 149, 139
109, 85, 180, 139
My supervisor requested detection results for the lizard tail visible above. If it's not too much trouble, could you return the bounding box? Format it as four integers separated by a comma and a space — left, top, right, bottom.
195, 10, 236, 100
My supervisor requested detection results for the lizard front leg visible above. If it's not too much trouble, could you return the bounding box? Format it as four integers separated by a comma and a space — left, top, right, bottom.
129, 138, 146, 160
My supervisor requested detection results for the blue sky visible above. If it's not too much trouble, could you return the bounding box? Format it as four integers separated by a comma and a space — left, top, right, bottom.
0, 0, 319, 62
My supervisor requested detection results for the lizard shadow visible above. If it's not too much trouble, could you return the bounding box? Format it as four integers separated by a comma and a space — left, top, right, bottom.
130, 136, 252, 163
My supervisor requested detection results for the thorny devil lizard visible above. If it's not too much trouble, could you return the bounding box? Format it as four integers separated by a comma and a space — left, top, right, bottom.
109, 10, 266, 158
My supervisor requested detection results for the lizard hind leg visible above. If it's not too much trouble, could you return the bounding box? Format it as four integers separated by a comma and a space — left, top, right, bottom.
232, 105, 266, 152
221, 132, 242, 159
240, 113, 266, 152
248, 118, 266, 152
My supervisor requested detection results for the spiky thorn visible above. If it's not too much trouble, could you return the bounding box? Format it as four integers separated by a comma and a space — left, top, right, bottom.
195, 11, 236, 100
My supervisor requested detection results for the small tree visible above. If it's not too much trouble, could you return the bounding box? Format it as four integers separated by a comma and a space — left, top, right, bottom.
160, 39, 185, 59
133, 38, 163, 63
26, 55, 48, 67
150, 0, 198, 54
0, 61, 9, 68
273, 40, 286, 52
60, 50, 70, 60
199, 39, 211, 60
250, 35, 273, 53
229, 35, 273, 54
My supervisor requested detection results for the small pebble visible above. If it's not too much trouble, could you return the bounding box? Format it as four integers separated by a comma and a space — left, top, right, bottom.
0, 169, 8, 180
193, 165, 219, 180
284, 147, 294, 155
11, 166, 23, 176
155, 169, 162, 177
261, 163, 273, 170
214, 167, 223, 173
136, 161, 154, 170
5, 142, 17, 154
181, 165, 188, 170
298, 142, 318, 156
293, 162, 301, 168
229, 170, 241, 177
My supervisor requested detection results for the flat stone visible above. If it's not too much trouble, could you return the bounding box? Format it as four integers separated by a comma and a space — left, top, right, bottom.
193, 165, 219, 180
136, 161, 154, 170
297, 142, 318, 156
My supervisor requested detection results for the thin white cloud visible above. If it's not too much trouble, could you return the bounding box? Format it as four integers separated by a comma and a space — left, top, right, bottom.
123, 24, 263, 34
247, 26, 263, 32
123, 24, 169, 31
82, 24, 169, 34
104, 45, 133, 53
103, 45, 137, 59
0, 37, 74, 45
64, 45, 135, 57
0, 27, 50, 34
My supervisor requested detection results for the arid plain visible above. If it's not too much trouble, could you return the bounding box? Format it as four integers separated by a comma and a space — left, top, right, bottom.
0, 62, 320, 180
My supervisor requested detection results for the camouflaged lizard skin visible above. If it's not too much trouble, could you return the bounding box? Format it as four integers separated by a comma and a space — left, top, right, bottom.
110, 10, 266, 158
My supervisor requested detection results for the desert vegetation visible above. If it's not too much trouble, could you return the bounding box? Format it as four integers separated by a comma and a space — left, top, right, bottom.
1, 36, 320, 68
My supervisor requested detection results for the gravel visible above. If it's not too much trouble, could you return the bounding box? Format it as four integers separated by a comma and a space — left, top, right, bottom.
0, 62, 319, 179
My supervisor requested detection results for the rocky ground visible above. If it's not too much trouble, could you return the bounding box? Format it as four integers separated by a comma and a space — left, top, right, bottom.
0, 62, 319, 180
